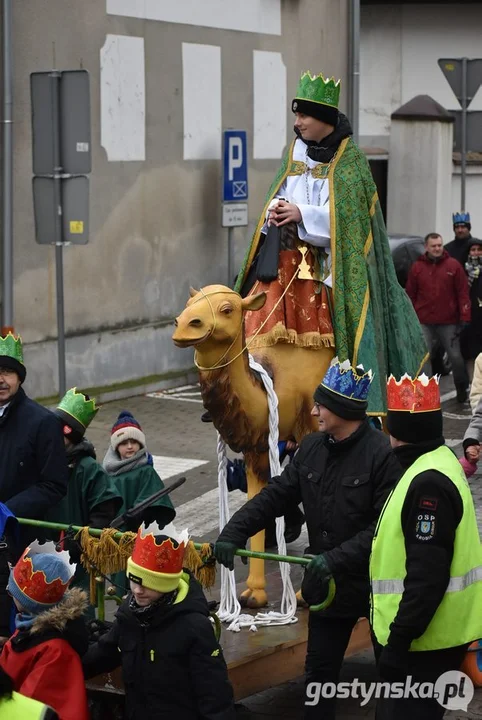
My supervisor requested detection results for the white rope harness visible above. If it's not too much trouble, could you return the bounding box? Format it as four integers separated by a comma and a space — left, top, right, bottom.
217, 354, 298, 632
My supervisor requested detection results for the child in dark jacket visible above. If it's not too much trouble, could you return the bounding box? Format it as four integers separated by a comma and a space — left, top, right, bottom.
103, 410, 176, 531
82, 522, 236, 720
0, 541, 89, 720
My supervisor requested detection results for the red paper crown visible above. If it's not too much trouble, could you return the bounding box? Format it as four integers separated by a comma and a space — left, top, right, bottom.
12, 541, 75, 605
387, 373, 441, 413
131, 522, 189, 575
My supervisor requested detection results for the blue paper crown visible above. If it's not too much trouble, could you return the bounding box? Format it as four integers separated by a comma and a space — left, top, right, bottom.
453, 212, 470, 225
321, 358, 373, 402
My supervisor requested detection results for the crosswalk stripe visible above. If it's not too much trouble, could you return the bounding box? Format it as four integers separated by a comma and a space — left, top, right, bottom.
152, 454, 208, 481
174, 486, 248, 537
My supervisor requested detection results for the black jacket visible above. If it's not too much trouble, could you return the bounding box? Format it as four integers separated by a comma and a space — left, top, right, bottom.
218, 420, 400, 617
383, 440, 464, 653
445, 235, 476, 267
0, 388, 68, 519
82, 573, 236, 720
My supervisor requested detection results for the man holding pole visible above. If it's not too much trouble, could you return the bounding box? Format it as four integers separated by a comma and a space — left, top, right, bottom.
214, 358, 401, 720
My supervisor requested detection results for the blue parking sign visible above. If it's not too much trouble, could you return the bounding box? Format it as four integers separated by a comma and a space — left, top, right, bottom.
223, 130, 248, 202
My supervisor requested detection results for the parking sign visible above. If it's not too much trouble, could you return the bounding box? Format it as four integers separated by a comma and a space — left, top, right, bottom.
223, 130, 248, 202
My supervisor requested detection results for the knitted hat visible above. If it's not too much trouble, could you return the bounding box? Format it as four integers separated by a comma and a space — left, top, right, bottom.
0, 332, 26, 383
127, 521, 189, 593
468, 237, 482, 250
386, 373, 443, 444
55, 387, 99, 444
292, 71, 341, 126
7, 540, 75, 615
313, 357, 373, 421
110, 410, 146, 452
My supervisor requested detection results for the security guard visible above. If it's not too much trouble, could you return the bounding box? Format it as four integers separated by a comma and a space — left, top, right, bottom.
371, 373, 482, 719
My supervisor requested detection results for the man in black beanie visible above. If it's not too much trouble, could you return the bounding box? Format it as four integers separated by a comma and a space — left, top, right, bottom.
214, 358, 400, 720
371, 373, 482, 719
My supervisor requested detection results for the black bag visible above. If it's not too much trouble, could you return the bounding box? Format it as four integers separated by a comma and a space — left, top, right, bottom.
256, 225, 281, 282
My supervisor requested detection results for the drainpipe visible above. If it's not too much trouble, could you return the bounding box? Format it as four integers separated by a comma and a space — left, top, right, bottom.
2, 0, 14, 334
349, 0, 360, 143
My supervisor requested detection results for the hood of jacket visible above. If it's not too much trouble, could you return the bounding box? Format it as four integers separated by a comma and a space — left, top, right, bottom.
419, 249, 450, 264
12, 587, 89, 657
117, 571, 210, 629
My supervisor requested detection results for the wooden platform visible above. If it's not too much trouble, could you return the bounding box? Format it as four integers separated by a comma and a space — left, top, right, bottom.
223, 607, 370, 700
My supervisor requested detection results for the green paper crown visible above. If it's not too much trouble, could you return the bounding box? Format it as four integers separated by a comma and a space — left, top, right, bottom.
0, 332, 24, 364
57, 387, 98, 430
294, 71, 341, 109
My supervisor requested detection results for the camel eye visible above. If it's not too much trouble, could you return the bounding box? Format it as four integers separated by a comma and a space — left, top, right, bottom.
220, 305, 233, 315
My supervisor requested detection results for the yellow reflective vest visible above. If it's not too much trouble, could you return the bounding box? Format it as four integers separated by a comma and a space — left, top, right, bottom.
0, 691, 56, 719
370, 445, 482, 651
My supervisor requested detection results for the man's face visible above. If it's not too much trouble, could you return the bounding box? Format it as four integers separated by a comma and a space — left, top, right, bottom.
425, 235, 444, 259
0, 368, 21, 406
294, 113, 332, 143
469, 244, 482, 258
311, 402, 340, 434
129, 580, 164, 607
454, 223, 470, 240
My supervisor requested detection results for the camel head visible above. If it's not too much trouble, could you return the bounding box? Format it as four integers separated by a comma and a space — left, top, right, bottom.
173, 284, 266, 354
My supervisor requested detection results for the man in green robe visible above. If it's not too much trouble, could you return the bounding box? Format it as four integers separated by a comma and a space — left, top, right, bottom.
237, 71, 427, 415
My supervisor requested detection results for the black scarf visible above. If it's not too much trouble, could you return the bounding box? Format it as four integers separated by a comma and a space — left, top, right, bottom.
294, 113, 353, 163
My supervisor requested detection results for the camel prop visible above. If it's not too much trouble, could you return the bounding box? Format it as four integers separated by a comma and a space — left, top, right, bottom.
173, 284, 334, 608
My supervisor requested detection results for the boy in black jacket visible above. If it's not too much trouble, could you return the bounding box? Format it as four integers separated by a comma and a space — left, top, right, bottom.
82, 521, 236, 720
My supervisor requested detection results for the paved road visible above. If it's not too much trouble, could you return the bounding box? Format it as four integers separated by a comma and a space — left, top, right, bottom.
86, 374, 482, 718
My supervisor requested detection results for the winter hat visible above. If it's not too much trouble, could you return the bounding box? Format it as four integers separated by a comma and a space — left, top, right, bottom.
7, 540, 75, 616
55, 387, 99, 444
292, 71, 341, 126
110, 410, 146, 452
313, 357, 373, 421
0, 332, 26, 383
127, 521, 189, 594
386, 373, 443, 444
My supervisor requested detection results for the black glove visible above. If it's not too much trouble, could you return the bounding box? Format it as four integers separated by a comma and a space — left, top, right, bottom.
301, 554, 332, 606
378, 644, 410, 683
213, 541, 246, 571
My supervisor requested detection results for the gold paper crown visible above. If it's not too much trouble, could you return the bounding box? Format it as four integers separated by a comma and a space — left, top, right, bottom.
294, 71, 341, 109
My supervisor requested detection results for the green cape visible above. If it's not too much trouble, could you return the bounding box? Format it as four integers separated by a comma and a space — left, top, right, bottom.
235, 137, 428, 414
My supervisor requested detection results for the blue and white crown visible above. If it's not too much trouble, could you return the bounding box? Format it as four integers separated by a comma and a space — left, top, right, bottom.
321, 357, 373, 402
453, 212, 470, 225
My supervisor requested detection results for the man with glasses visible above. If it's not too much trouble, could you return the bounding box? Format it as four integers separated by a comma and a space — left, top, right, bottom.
0, 333, 67, 645
214, 358, 400, 720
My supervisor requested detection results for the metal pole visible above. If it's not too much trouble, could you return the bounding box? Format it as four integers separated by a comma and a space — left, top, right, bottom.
227, 226, 234, 287
2, 0, 14, 334
460, 57, 468, 211
50, 71, 66, 396
349, 0, 361, 143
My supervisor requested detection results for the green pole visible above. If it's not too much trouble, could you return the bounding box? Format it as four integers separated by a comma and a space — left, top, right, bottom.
16, 517, 335, 611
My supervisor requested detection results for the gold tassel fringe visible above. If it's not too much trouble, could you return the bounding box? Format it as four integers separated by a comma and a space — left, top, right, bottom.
76, 529, 217, 603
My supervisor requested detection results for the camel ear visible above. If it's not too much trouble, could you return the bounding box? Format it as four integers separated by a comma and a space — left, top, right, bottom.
242, 292, 267, 312
189, 286, 199, 298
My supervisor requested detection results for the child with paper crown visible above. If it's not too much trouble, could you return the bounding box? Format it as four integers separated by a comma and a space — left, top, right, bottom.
0, 541, 89, 720
46, 388, 122, 613
82, 521, 236, 720
103, 410, 176, 531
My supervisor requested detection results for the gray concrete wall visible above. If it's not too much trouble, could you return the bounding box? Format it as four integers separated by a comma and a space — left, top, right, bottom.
6, 0, 349, 397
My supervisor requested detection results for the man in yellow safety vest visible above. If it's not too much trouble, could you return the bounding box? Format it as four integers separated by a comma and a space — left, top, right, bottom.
370, 373, 482, 719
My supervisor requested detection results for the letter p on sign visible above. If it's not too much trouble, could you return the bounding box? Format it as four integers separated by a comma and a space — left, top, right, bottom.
223, 130, 248, 202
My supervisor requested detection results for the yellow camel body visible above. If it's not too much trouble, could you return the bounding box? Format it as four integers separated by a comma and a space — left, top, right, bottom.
173, 284, 334, 607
